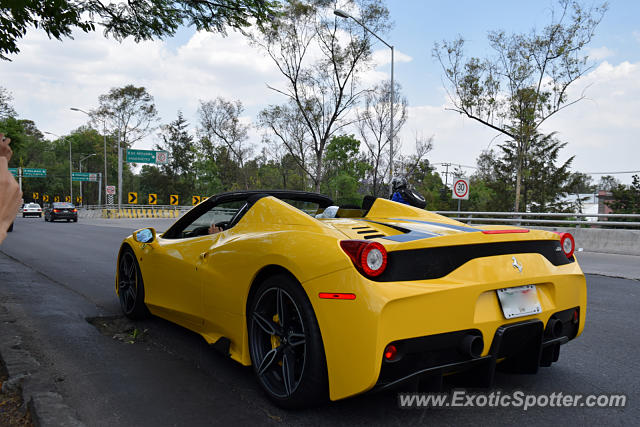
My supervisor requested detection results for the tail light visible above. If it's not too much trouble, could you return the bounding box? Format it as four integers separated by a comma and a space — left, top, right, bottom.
554, 232, 575, 258
72, 209, 78, 212
340, 240, 388, 277
53, 209, 60, 213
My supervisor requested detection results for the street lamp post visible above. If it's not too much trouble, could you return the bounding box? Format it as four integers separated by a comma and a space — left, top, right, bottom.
44, 131, 72, 202
334, 9, 395, 196
71, 107, 108, 206
79, 153, 96, 206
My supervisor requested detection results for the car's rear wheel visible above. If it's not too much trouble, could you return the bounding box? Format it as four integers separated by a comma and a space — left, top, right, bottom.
117, 248, 149, 319
248, 274, 328, 408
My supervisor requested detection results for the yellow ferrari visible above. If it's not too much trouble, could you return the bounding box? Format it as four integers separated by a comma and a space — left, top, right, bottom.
115, 190, 585, 407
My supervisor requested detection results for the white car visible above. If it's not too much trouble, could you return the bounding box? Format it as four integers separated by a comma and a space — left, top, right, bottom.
22, 203, 42, 218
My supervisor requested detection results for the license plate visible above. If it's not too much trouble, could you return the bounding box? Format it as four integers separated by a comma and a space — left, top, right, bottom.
496, 285, 542, 319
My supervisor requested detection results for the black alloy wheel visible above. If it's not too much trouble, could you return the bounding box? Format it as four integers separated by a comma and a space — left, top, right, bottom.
117, 248, 149, 319
248, 274, 328, 408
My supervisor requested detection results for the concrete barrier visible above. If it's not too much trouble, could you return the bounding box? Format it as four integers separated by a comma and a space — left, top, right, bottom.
535, 227, 640, 256
77, 208, 184, 219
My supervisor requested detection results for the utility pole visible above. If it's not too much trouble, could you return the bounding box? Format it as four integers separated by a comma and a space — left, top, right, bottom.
117, 128, 122, 209
442, 162, 452, 189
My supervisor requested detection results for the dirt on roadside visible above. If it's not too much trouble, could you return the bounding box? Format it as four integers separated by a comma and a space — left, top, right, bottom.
0, 358, 33, 427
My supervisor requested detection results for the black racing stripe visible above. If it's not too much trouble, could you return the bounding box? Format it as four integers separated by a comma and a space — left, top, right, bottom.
370, 240, 574, 282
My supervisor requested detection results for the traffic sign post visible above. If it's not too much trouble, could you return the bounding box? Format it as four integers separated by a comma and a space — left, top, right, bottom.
170, 195, 179, 206
76, 196, 82, 204
54, 196, 60, 202
33, 192, 39, 200
22, 168, 47, 177
128, 192, 138, 204
42, 195, 49, 203
72, 172, 99, 182
148, 194, 157, 205
126, 149, 169, 164
65, 196, 71, 203
452, 177, 470, 213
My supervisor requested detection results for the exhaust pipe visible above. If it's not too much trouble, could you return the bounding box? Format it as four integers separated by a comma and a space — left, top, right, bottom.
546, 318, 564, 338
459, 335, 484, 359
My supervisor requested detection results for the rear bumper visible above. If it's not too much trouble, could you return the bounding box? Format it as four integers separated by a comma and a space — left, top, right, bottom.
50, 213, 77, 220
23, 211, 41, 217
304, 252, 586, 401
374, 308, 579, 391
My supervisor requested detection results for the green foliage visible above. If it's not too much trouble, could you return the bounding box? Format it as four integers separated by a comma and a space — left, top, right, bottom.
608, 175, 640, 214
472, 131, 577, 212
1, 0, 281, 60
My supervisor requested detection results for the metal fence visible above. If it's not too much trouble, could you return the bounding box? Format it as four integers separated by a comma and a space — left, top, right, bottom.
434, 211, 640, 228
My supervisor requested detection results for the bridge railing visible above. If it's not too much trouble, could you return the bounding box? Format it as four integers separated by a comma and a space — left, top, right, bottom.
434, 211, 640, 228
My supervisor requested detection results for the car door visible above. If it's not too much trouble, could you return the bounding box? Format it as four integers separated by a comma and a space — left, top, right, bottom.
141, 199, 246, 330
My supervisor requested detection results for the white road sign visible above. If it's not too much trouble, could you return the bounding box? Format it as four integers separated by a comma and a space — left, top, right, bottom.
106, 185, 116, 195
452, 178, 469, 200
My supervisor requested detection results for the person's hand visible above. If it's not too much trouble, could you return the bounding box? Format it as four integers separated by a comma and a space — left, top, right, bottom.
0, 156, 22, 243
0, 133, 12, 161
208, 224, 223, 234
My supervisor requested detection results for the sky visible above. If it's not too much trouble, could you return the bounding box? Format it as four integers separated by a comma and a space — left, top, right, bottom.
1, 0, 639, 185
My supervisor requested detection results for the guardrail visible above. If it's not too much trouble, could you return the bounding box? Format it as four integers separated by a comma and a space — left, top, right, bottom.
434, 211, 640, 228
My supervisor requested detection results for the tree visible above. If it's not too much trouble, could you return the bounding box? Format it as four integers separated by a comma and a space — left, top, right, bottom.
357, 80, 407, 197
474, 131, 576, 212
433, 0, 607, 211
252, 0, 390, 191
598, 175, 620, 191
198, 97, 253, 189
91, 85, 159, 149
0, 86, 17, 119
323, 134, 368, 203
1, 0, 281, 60
608, 175, 640, 214
155, 112, 197, 200
259, 101, 311, 188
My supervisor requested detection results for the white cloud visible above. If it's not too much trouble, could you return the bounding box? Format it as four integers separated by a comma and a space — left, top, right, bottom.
587, 46, 614, 61
1, 29, 286, 150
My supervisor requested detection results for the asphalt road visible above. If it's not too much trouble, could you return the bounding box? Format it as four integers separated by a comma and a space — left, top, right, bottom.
0, 216, 637, 426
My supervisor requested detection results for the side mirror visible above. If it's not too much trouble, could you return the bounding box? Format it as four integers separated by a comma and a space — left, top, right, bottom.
133, 227, 156, 244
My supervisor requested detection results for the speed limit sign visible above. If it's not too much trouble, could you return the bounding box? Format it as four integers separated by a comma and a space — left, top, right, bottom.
452, 178, 469, 200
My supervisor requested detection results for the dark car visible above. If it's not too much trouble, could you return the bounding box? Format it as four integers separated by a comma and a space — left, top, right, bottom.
44, 202, 78, 222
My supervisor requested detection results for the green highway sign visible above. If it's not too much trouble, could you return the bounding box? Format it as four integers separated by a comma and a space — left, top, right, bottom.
22, 168, 47, 177
126, 149, 169, 164
72, 172, 99, 182
9, 168, 17, 177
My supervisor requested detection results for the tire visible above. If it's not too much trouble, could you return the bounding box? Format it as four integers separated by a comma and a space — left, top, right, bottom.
117, 248, 149, 319
248, 274, 328, 408
22, 214, 25, 218
73, 218, 78, 223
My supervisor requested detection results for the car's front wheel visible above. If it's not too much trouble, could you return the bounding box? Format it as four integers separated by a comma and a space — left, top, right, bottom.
117, 248, 149, 319
248, 274, 328, 408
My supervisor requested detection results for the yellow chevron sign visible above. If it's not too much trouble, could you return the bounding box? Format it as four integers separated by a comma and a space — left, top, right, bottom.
148, 193, 157, 205
33, 192, 39, 200
128, 192, 138, 204
170, 195, 179, 206
192, 196, 201, 205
